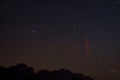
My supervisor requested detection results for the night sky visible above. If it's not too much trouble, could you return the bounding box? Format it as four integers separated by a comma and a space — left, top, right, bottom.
0, 0, 120, 80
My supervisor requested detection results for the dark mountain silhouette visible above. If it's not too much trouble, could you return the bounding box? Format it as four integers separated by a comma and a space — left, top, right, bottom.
0, 63, 94, 80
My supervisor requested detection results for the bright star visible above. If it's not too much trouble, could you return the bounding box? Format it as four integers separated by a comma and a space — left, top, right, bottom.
32, 30, 35, 33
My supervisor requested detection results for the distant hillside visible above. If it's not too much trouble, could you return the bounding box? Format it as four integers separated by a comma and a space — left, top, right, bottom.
0, 63, 94, 80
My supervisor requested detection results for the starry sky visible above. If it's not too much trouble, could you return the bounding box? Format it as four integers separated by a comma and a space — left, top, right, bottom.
0, 0, 120, 80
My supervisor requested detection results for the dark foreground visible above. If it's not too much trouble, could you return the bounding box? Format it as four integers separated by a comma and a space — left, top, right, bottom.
0, 63, 94, 80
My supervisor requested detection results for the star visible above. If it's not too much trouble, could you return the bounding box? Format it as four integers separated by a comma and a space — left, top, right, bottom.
32, 30, 35, 33
93, 0, 97, 5
117, 0, 120, 4
5, 6, 9, 9
93, 18, 97, 22
78, 24, 81, 26
18, 28, 23, 32
41, 8, 44, 11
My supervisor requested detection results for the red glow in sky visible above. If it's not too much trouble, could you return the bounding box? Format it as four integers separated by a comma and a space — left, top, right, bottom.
85, 37, 91, 55
84, 37, 91, 63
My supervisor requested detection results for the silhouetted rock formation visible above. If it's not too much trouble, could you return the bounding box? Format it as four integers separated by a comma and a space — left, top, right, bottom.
0, 63, 94, 80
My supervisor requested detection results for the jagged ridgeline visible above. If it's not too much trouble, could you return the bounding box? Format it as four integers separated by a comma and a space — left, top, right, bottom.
0, 63, 94, 80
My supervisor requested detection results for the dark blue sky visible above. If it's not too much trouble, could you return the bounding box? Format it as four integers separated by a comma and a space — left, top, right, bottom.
0, 0, 120, 80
